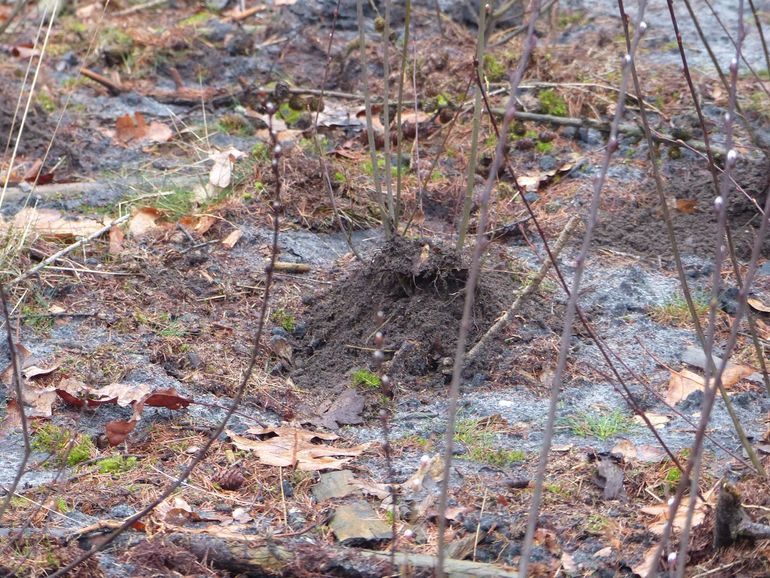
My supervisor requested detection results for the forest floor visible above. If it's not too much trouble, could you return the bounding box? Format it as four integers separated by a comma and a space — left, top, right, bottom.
1, 0, 770, 576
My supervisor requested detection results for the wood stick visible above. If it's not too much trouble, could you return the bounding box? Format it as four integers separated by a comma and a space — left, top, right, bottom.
80, 68, 124, 96
465, 215, 579, 363
273, 262, 311, 273
11, 214, 130, 285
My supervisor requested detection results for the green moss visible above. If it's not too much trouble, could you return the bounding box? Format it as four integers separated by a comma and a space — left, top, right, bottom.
470, 446, 525, 466
558, 11, 586, 28
278, 102, 303, 126
180, 11, 213, 27
664, 466, 682, 483
535, 141, 554, 153
66, 20, 88, 34
32, 425, 95, 467
159, 322, 185, 338
271, 308, 296, 333
538, 89, 568, 117
482, 53, 507, 83
363, 155, 405, 178
351, 369, 381, 389
98, 455, 138, 474
435, 93, 451, 108
22, 301, 54, 333
586, 513, 609, 534
333, 171, 347, 185
55, 497, 70, 513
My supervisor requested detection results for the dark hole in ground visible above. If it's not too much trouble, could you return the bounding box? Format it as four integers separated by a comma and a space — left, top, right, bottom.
594, 159, 770, 260
291, 237, 525, 391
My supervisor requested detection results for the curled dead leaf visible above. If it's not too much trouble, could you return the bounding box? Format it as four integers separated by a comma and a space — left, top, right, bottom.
115, 112, 173, 145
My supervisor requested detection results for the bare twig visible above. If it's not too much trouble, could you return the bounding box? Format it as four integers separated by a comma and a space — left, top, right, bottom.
518, 4, 648, 576
0, 286, 31, 523
466, 215, 578, 362
311, 0, 362, 260
10, 214, 130, 285
357, 0, 390, 237
435, 2, 543, 576
457, 4, 487, 249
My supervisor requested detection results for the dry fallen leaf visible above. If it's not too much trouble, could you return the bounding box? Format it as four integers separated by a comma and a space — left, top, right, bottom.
748, 296, 770, 313
631, 545, 660, 577
226, 425, 367, 471
641, 497, 708, 536
666, 369, 705, 405
109, 225, 125, 255
128, 207, 170, 238
633, 412, 670, 427
610, 439, 666, 463
209, 148, 246, 189
55, 380, 191, 444
674, 198, 697, 213
9, 208, 103, 239
115, 112, 173, 145
221, 228, 242, 249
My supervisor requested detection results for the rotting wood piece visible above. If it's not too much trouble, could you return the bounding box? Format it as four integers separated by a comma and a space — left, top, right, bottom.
164, 533, 519, 577
714, 482, 770, 549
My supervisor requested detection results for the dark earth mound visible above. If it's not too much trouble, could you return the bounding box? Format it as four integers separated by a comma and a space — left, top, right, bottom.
291, 237, 523, 391
594, 159, 770, 260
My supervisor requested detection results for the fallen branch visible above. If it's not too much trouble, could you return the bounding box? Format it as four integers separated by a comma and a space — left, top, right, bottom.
11, 214, 130, 285
163, 532, 519, 578
488, 109, 724, 156
80, 68, 123, 96
465, 214, 579, 363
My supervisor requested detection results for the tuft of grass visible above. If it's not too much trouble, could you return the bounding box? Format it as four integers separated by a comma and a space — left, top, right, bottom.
251, 142, 270, 161
32, 425, 95, 467
271, 309, 296, 333
153, 188, 195, 220
351, 369, 381, 389
36, 91, 57, 113
538, 88, 568, 117
454, 418, 526, 467
98, 455, 138, 474
565, 409, 634, 440
649, 293, 709, 326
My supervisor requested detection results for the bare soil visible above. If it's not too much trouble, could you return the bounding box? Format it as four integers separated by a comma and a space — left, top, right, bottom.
595, 160, 770, 260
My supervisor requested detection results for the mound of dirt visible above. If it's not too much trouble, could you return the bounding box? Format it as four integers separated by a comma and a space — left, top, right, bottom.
291, 237, 519, 391
594, 159, 770, 260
